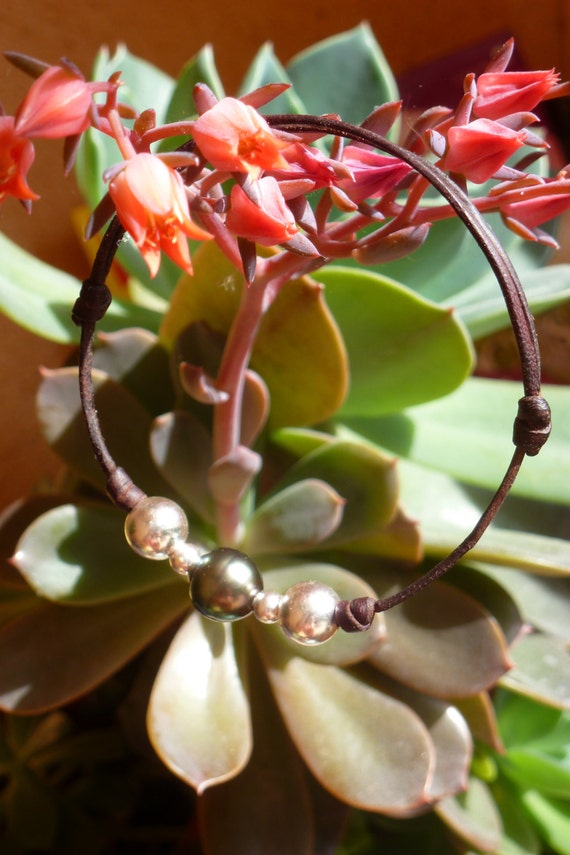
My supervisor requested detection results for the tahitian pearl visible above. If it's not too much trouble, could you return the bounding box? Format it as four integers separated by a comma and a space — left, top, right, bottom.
124, 496, 189, 560
279, 581, 339, 645
190, 548, 263, 621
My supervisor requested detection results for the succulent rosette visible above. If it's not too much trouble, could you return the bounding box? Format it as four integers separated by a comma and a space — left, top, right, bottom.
0, 25, 569, 855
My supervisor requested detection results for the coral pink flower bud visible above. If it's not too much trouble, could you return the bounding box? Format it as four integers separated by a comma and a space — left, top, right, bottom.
0, 116, 38, 203
226, 176, 298, 245
108, 153, 211, 277
501, 180, 570, 229
443, 119, 526, 183
192, 97, 289, 178
338, 146, 412, 202
474, 70, 560, 120
14, 65, 94, 139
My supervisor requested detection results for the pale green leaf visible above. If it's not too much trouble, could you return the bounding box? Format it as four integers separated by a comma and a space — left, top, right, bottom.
519, 790, 570, 855
316, 265, 474, 416
500, 633, 570, 709
367, 567, 511, 697
262, 653, 434, 814
244, 479, 344, 554
272, 439, 398, 546
286, 23, 399, 125
12, 502, 178, 604
147, 611, 251, 792
160, 241, 348, 428
343, 377, 570, 504
239, 43, 305, 114
0, 232, 159, 343
472, 565, 570, 640
436, 776, 503, 852
150, 411, 215, 524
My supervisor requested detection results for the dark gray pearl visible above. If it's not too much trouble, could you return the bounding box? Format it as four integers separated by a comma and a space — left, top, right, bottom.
190, 548, 263, 621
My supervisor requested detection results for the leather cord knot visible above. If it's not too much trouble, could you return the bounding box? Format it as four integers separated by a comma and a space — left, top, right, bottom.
334, 597, 376, 632
72, 278, 112, 326
513, 395, 552, 456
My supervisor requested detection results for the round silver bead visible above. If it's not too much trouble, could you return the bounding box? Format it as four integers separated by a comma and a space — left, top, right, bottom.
124, 497, 189, 560
279, 581, 339, 645
190, 548, 263, 621
253, 590, 282, 624
168, 540, 203, 576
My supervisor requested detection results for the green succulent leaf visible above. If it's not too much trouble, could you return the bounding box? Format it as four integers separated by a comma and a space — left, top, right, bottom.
93, 328, 174, 416
0, 584, 187, 713
12, 502, 179, 604
198, 639, 316, 855
160, 241, 348, 428
375, 674, 472, 802
150, 411, 215, 525
367, 568, 511, 697
342, 378, 570, 504
161, 44, 225, 145
450, 564, 524, 645
316, 265, 474, 417
435, 776, 503, 852
244, 479, 345, 554
37, 367, 176, 499
261, 653, 434, 814
239, 43, 305, 114
496, 690, 570, 753
473, 564, 570, 641
286, 22, 399, 125
500, 633, 570, 709
490, 777, 541, 855
519, 790, 570, 855
147, 611, 251, 792
454, 264, 570, 340
254, 563, 385, 666
501, 750, 570, 799
0, 232, 160, 343
375, 455, 570, 575
271, 439, 398, 547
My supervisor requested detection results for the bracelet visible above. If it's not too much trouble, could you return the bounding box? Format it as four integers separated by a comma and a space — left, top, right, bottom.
72, 115, 552, 645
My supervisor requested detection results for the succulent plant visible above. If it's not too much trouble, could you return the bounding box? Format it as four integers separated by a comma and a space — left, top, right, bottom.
0, 24, 569, 855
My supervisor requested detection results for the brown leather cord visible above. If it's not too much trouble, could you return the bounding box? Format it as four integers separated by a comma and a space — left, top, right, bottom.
72, 115, 552, 619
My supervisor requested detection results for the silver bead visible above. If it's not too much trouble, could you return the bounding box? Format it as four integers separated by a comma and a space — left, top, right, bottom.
253, 590, 282, 624
279, 581, 339, 645
168, 540, 203, 576
190, 548, 263, 621
124, 496, 188, 560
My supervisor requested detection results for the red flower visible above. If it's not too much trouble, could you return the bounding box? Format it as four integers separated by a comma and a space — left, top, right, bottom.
192, 97, 289, 178
0, 116, 38, 203
500, 179, 570, 229
225, 177, 298, 245
108, 153, 211, 277
14, 65, 93, 139
443, 119, 526, 184
474, 70, 560, 120
338, 146, 412, 202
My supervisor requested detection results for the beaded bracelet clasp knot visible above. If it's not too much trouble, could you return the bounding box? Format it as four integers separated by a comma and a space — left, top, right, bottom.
72, 115, 552, 646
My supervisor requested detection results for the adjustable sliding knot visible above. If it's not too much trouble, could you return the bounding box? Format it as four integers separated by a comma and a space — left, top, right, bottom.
72, 278, 112, 326
513, 395, 552, 456
335, 597, 376, 632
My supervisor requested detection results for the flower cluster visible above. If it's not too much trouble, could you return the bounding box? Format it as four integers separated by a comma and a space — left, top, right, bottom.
3, 38, 569, 280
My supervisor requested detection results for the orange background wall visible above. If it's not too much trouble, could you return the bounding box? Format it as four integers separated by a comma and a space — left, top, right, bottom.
1, 0, 569, 505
